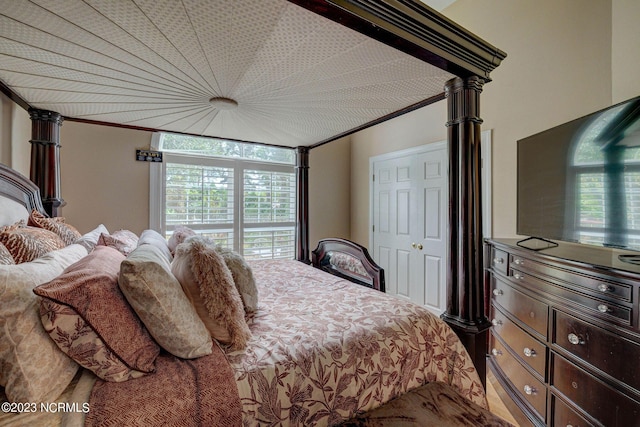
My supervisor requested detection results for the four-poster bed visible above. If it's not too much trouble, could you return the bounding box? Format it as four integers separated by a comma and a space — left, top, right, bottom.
0, 0, 506, 425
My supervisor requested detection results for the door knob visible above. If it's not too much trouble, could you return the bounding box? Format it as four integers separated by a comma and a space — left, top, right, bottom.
411, 242, 416, 248
417, 243, 423, 250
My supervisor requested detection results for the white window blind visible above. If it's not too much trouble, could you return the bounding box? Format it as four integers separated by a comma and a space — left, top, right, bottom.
151, 133, 296, 260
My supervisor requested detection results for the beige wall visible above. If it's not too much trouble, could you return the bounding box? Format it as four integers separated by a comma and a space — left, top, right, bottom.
309, 136, 351, 250
0, 92, 31, 176
612, 0, 640, 102
349, 0, 631, 246
60, 122, 153, 234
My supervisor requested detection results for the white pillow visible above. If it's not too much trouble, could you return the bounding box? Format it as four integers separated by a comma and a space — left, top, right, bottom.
0, 243, 88, 403
0, 196, 29, 227
74, 224, 109, 252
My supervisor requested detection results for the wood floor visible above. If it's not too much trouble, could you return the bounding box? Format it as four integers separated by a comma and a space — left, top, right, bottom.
487, 377, 519, 426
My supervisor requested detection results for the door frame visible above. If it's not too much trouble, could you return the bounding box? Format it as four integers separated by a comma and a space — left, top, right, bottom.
369, 129, 492, 259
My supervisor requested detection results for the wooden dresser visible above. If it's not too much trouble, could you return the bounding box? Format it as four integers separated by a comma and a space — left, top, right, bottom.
485, 238, 640, 427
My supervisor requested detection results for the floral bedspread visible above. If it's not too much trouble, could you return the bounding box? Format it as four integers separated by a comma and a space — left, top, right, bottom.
226, 260, 487, 427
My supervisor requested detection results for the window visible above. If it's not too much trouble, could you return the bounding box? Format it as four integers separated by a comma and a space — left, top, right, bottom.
150, 133, 296, 259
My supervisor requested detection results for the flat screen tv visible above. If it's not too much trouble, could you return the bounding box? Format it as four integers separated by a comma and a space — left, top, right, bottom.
517, 95, 640, 251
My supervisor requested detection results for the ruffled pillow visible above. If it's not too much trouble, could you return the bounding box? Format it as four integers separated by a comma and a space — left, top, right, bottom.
172, 237, 251, 350
215, 245, 258, 314
28, 210, 81, 246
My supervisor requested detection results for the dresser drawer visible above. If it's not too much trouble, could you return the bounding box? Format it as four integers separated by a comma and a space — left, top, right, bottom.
551, 354, 640, 427
491, 304, 546, 377
492, 276, 549, 339
511, 254, 632, 302
551, 395, 595, 427
490, 335, 546, 420
491, 247, 509, 275
510, 268, 631, 325
553, 310, 640, 393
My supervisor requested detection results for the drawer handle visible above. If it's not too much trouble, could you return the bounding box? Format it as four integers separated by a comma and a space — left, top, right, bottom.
598, 283, 612, 292
523, 347, 536, 357
523, 385, 536, 395
491, 318, 502, 326
493, 289, 503, 296
513, 258, 524, 266
493, 257, 504, 264
597, 304, 612, 313
491, 348, 502, 356
513, 272, 523, 280
568, 333, 585, 345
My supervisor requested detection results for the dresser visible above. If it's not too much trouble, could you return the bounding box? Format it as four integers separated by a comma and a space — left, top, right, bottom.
485, 238, 640, 427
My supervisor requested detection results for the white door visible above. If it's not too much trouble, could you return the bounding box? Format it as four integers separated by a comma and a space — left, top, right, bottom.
371, 142, 448, 315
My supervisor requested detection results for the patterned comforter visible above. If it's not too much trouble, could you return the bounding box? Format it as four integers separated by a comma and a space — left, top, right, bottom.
226, 260, 487, 426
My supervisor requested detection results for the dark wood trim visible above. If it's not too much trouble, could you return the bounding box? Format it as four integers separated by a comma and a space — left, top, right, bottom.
0, 80, 31, 112
295, 147, 310, 263
308, 93, 445, 149
289, 0, 506, 80
441, 76, 490, 387
29, 109, 65, 217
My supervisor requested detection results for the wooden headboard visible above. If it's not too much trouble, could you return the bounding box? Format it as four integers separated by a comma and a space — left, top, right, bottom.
312, 238, 385, 292
0, 163, 47, 216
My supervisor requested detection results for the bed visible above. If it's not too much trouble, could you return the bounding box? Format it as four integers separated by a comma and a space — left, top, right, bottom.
0, 162, 495, 426
0, 1, 507, 425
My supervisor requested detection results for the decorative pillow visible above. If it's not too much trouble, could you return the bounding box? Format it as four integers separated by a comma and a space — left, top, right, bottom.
138, 229, 172, 262
0, 242, 15, 265
118, 244, 212, 359
28, 210, 82, 246
34, 246, 160, 382
0, 221, 66, 263
75, 224, 109, 252
0, 243, 87, 403
215, 245, 258, 313
172, 237, 251, 350
98, 229, 139, 256
167, 225, 196, 255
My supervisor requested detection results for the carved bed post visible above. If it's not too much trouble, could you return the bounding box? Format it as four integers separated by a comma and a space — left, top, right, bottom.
441, 76, 490, 387
295, 146, 310, 263
29, 109, 65, 217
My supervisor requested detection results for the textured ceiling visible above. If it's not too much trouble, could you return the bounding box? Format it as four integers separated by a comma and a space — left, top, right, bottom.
0, 0, 455, 148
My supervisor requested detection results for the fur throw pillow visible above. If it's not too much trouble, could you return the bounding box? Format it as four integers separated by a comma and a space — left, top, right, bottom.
214, 245, 258, 314
168, 226, 196, 255
171, 237, 251, 350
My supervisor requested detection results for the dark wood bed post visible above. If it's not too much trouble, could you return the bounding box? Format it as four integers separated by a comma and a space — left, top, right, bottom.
29, 109, 65, 217
441, 76, 490, 388
295, 146, 310, 263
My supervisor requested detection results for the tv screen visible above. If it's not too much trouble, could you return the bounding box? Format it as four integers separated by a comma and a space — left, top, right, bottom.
517, 95, 640, 251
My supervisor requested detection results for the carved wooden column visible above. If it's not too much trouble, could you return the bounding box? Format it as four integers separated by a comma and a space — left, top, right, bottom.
29, 109, 65, 217
441, 76, 490, 387
295, 146, 310, 263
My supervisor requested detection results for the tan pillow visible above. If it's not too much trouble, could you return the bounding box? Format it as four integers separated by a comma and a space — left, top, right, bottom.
0, 221, 66, 263
172, 237, 251, 350
0, 242, 15, 265
28, 210, 81, 246
98, 230, 139, 256
0, 244, 87, 403
34, 246, 160, 381
118, 244, 212, 359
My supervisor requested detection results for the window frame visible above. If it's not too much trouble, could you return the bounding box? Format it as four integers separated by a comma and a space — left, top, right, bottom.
150, 133, 296, 259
